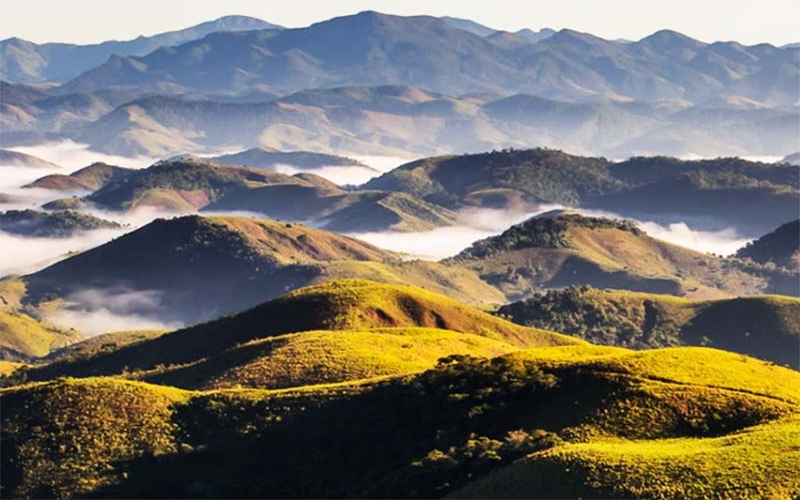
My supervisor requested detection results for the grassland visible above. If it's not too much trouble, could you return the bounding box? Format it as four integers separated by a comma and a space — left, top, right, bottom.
3, 343, 799, 499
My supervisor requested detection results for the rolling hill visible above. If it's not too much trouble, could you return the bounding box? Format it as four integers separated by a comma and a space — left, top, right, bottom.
446, 211, 785, 300
16, 216, 504, 325
497, 286, 800, 367
21, 279, 578, 384
3, 345, 798, 498
0, 209, 121, 237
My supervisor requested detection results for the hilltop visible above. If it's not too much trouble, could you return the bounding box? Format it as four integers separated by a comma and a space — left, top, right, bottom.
25, 162, 134, 191
3, 346, 799, 498
497, 286, 800, 367
0, 209, 121, 237
446, 211, 783, 300
23, 279, 579, 384
16, 216, 503, 325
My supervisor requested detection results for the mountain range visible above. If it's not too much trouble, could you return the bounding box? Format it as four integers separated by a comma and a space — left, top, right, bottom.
50, 12, 799, 104
1, 12, 797, 159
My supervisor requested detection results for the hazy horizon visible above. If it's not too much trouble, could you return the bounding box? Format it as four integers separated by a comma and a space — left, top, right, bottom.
2, 0, 799, 46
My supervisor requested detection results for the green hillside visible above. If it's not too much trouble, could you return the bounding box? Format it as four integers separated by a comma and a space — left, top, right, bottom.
3, 346, 798, 499
447, 211, 780, 300
22, 280, 579, 383
497, 287, 800, 367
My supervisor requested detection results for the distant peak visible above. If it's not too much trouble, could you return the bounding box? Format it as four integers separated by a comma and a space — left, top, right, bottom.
547, 28, 609, 46
639, 29, 703, 45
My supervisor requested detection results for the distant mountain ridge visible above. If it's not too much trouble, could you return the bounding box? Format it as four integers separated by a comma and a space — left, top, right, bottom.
0, 16, 282, 83
55, 12, 799, 105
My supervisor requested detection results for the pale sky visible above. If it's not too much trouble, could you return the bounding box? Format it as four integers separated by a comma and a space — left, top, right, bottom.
1, 0, 798, 46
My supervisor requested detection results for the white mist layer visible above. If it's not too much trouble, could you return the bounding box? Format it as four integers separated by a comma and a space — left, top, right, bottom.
48, 309, 183, 337
46, 289, 183, 337
347, 206, 561, 260
578, 207, 752, 256
0, 228, 128, 277
635, 221, 750, 255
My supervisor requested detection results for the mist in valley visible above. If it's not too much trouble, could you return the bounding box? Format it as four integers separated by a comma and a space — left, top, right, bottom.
45, 288, 184, 336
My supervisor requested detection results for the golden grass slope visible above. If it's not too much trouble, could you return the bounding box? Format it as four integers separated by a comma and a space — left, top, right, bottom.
144, 327, 520, 390
453, 415, 800, 499
452, 346, 800, 499
4, 345, 800, 499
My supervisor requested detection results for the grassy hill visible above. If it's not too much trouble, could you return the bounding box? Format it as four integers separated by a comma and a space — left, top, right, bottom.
0, 310, 80, 360
22, 279, 579, 383
0, 209, 121, 237
446, 211, 779, 300
497, 286, 800, 367
3, 346, 798, 498
25, 162, 134, 191
736, 219, 799, 269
